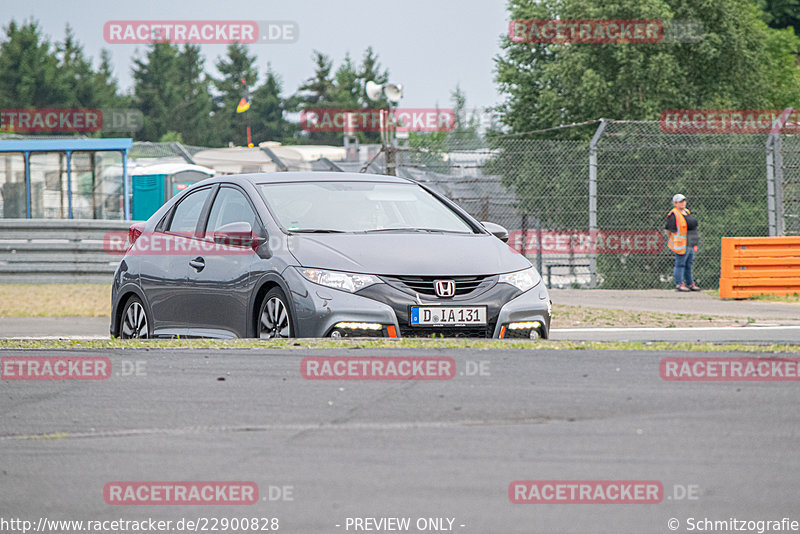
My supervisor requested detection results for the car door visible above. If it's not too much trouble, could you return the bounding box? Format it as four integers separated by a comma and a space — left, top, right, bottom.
139, 186, 214, 335
183, 185, 261, 337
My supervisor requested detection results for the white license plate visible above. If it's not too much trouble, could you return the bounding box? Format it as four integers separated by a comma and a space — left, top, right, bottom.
410, 306, 487, 326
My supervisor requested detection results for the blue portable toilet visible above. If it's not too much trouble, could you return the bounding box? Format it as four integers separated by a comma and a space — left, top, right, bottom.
131, 163, 214, 220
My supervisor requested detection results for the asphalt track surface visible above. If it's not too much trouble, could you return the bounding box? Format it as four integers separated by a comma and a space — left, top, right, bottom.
2, 348, 799, 533
4, 288, 800, 342
4, 317, 800, 344
550, 289, 800, 322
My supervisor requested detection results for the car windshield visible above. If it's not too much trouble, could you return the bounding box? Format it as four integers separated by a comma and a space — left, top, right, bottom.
258, 181, 475, 234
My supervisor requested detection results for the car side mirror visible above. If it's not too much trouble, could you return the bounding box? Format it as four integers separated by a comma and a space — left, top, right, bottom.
212, 221, 262, 249
481, 221, 509, 243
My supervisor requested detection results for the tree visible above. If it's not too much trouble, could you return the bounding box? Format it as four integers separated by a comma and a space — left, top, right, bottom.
495, 0, 800, 133
356, 46, 389, 108
172, 45, 213, 145
132, 43, 181, 141
759, 0, 800, 36
0, 21, 125, 136
0, 20, 67, 108
250, 64, 295, 143
296, 50, 335, 106
294, 51, 338, 144
493, 0, 800, 288
447, 84, 482, 149
329, 53, 361, 108
94, 49, 126, 109
210, 44, 258, 146
132, 43, 213, 143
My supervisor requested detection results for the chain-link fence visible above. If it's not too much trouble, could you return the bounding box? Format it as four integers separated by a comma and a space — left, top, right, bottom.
125, 119, 796, 290
782, 134, 800, 236
392, 120, 789, 290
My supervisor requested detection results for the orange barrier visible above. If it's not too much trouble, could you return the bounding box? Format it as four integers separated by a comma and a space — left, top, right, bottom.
719, 237, 800, 299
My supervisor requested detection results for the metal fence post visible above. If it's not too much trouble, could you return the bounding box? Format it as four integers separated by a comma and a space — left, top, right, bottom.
775, 132, 786, 236
766, 108, 793, 236
588, 119, 608, 288
767, 135, 777, 236
123, 149, 130, 221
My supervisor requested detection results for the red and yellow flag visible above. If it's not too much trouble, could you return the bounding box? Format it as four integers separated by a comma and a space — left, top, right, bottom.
236, 78, 250, 113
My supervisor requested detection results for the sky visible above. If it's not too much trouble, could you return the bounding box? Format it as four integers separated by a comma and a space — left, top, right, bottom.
0, 0, 510, 111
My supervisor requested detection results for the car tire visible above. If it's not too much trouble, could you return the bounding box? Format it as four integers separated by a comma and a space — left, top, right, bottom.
257, 287, 293, 339
119, 296, 151, 339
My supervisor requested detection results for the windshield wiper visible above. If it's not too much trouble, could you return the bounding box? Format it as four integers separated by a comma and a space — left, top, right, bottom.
289, 229, 347, 233
363, 228, 469, 234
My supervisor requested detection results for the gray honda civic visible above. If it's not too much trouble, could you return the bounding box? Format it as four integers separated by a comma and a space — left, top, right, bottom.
110, 172, 550, 340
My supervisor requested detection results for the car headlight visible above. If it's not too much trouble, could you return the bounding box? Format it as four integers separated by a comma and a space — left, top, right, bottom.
498, 267, 541, 293
300, 268, 382, 293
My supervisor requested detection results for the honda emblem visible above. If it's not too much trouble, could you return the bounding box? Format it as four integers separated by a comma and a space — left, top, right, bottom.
434, 280, 456, 298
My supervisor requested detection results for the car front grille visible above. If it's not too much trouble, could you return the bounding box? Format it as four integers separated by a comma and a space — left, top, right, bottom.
399, 323, 496, 338
383, 275, 493, 297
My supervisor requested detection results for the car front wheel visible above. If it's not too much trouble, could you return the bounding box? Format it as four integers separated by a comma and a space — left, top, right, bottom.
257, 288, 293, 339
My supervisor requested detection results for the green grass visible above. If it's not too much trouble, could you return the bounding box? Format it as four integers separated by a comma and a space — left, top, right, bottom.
706, 289, 800, 303
0, 284, 745, 328
749, 293, 800, 303
0, 337, 798, 353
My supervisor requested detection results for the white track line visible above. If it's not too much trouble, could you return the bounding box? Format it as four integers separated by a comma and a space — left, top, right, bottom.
553, 326, 800, 333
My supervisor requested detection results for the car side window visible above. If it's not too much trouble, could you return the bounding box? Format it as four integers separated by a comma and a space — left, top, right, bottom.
206, 187, 259, 233
167, 187, 212, 233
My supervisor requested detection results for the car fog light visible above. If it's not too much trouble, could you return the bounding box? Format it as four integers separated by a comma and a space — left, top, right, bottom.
334, 322, 383, 330
508, 321, 541, 330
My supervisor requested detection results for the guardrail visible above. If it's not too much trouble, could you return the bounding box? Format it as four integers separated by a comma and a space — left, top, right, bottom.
0, 219, 133, 283
719, 236, 800, 299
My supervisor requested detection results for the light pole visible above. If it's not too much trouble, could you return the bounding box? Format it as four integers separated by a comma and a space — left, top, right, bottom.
365, 81, 403, 176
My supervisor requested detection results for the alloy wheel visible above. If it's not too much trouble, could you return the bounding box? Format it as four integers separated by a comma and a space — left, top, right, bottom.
260, 296, 291, 338
121, 300, 149, 339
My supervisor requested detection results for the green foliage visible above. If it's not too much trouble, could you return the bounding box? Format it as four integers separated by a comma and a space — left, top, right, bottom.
292, 48, 391, 145
250, 65, 296, 144
408, 84, 484, 164
210, 44, 258, 146
159, 130, 183, 143
758, 0, 800, 36
496, 0, 800, 131
493, 0, 800, 289
0, 21, 122, 112
0, 19, 389, 147
132, 43, 214, 144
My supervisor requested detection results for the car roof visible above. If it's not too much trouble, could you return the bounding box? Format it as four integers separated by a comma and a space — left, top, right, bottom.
200, 171, 413, 186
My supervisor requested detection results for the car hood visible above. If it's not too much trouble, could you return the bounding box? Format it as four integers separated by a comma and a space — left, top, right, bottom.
287, 233, 531, 276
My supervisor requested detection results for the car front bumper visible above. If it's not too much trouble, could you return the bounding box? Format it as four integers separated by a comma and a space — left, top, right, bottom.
285, 267, 551, 339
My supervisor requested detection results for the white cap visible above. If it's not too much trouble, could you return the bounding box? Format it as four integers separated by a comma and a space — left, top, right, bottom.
672, 194, 686, 202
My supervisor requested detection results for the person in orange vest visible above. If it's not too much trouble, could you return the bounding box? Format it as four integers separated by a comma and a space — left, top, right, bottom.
665, 194, 700, 291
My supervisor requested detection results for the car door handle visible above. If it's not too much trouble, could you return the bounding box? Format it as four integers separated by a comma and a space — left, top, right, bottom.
189, 257, 205, 271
